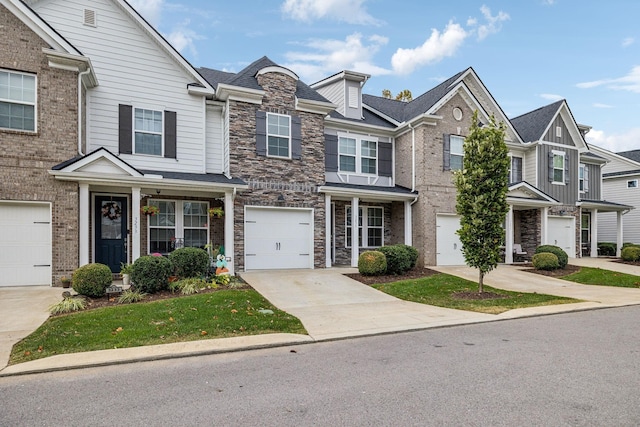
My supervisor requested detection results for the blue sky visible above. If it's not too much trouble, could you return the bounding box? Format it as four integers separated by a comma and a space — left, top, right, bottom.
129, 0, 640, 152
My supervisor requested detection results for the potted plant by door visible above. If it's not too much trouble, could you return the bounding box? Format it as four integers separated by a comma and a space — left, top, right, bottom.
120, 262, 133, 286
60, 276, 72, 288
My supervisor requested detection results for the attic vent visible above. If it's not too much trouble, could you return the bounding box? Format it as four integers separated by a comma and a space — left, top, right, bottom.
83, 9, 97, 27
348, 86, 358, 108
556, 126, 562, 138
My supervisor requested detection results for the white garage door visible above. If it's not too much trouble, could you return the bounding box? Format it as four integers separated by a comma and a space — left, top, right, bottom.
245, 207, 314, 270
436, 214, 466, 266
547, 216, 576, 258
0, 202, 52, 286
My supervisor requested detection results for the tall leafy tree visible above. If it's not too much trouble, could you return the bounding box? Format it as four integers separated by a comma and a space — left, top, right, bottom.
381, 89, 413, 102
454, 111, 510, 292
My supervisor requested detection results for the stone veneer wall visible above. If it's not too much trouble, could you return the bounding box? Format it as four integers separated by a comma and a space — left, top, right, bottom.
0, 4, 79, 286
519, 209, 541, 256
228, 72, 327, 270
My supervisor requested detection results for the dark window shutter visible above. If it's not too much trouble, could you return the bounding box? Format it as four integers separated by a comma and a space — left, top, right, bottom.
378, 141, 392, 177
548, 152, 554, 182
118, 104, 132, 154
325, 134, 338, 172
564, 154, 570, 184
291, 115, 302, 160
256, 111, 267, 156
443, 134, 451, 171
164, 110, 177, 159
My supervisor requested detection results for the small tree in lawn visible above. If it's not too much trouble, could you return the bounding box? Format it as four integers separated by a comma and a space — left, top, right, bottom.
454, 111, 510, 293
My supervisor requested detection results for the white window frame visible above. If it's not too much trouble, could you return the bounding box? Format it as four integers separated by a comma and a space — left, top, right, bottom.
0, 69, 37, 132
450, 135, 464, 171
338, 133, 378, 175
148, 200, 209, 254
552, 150, 565, 184
510, 155, 523, 183
579, 164, 585, 192
345, 206, 384, 248
266, 112, 291, 158
133, 108, 164, 156
628, 179, 638, 189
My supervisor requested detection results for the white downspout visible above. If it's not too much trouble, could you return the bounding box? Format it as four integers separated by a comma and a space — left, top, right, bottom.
77, 68, 91, 155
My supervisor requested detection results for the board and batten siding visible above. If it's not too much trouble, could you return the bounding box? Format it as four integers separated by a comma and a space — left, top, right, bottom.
543, 115, 574, 146
597, 176, 640, 244
538, 144, 579, 205
580, 163, 601, 200
205, 105, 224, 174
32, 0, 210, 174
314, 80, 345, 116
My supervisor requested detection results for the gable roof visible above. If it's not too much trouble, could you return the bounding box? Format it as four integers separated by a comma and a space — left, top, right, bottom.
510, 100, 564, 143
199, 56, 330, 103
618, 149, 640, 163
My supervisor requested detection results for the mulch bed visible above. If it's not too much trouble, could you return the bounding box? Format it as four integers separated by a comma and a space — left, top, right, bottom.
345, 268, 440, 285
521, 264, 580, 278
615, 259, 640, 267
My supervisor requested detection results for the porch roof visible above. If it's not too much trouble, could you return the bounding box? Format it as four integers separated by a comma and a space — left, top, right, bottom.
578, 199, 633, 212
507, 181, 560, 208
319, 182, 417, 202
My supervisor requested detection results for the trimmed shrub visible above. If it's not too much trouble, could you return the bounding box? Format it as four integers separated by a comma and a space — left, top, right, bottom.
621, 246, 640, 262
597, 242, 617, 257
130, 255, 173, 294
532, 252, 560, 271
397, 244, 419, 269
535, 245, 568, 269
622, 242, 640, 249
358, 251, 387, 276
377, 245, 412, 275
169, 247, 210, 278
71, 263, 112, 298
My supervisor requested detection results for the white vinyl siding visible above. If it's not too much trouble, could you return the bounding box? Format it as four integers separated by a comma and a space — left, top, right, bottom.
205, 104, 224, 173
32, 0, 208, 173
313, 81, 345, 116
598, 176, 640, 244
0, 70, 36, 132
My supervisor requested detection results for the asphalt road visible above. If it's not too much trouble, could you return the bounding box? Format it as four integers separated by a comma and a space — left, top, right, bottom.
2, 306, 640, 426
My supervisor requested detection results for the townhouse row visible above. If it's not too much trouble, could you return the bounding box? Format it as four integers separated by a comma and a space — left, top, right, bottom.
0, 0, 634, 287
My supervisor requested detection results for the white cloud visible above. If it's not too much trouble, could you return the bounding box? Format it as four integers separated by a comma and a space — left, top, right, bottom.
475, 5, 510, 41
586, 128, 640, 152
284, 33, 391, 83
281, 0, 382, 25
593, 103, 614, 108
391, 22, 467, 75
128, 0, 164, 26
542, 0, 556, 5
622, 37, 635, 47
577, 66, 640, 93
540, 93, 563, 101
166, 19, 205, 57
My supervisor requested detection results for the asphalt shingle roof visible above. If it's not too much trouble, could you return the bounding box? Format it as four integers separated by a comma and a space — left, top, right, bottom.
510, 100, 564, 143
329, 109, 396, 128
198, 56, 330, 103
618, 149, 640, 163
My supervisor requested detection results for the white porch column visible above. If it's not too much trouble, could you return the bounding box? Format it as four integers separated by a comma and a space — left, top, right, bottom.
541, 207, 549, 245
505, 205, 514, 264
404, 200, 412, 246
616, 211, 624, 258
351, 197, 359, 267
131, 187, 141, 262
590, 209, 598, 258
325, 194, 332, 268
79, 183, 90, 266
224, 191, 235, 275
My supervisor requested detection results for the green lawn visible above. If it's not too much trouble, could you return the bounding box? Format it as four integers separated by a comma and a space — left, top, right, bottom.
373, 273, 577, 314
10, 289, 305, 365
561, 267, 640, 288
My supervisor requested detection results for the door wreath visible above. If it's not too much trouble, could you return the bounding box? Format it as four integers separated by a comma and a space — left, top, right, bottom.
102, 201, 122, 221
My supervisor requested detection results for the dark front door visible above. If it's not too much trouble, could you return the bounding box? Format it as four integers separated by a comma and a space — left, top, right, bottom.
95, 196, 128, 272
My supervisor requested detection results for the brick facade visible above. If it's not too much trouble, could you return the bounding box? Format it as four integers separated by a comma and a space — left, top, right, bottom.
0, 4, 79, 286
227, 71, 327, 270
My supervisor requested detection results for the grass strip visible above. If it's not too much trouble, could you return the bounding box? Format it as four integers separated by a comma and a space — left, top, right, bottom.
10, 290, 305, 365
561, 267, 640, 288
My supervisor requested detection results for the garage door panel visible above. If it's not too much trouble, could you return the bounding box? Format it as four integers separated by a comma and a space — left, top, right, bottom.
0, 203, 52, 286
245, 207, 313, 270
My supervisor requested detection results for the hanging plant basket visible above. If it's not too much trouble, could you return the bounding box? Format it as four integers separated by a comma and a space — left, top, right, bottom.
141, 205, 160, 216
209, 207, 224, 218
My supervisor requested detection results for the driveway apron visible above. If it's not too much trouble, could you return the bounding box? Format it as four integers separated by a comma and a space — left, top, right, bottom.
241, 269, 493, 341
0, 286, 62, 370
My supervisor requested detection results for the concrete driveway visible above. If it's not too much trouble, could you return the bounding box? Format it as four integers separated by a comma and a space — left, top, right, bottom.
241, 268, 494, 340
0, 286, 62, 370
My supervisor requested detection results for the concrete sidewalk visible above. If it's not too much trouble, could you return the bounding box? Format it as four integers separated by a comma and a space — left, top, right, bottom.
2, 261, 640, 377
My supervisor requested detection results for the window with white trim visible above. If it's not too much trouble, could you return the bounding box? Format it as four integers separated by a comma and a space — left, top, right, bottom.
346, 206, 383, 248
450, 135, 464, 171
339, 135, 378, 175
134, 108, 163, 155
148, 200, 209, 254
267, 113, 291, 158
552, 151, 565, 183
579, 164, 589, 192
628, 179, 638, 189
581, 213, 590, 244
0, 70, 36, 131
510, 156, 523, 182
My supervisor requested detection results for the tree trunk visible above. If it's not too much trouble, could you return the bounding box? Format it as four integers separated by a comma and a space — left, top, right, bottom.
478, 271, 484, 293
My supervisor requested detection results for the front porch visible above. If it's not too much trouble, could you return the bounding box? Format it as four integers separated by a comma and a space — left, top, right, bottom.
578, 200, 632, 258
